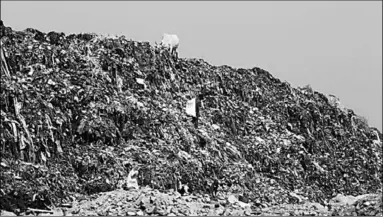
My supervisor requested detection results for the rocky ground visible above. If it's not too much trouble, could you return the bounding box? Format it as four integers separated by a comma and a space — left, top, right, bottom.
1, 187, 382, 216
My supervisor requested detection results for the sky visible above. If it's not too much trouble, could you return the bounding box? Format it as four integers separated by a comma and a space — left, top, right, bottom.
2, 1, 382, 131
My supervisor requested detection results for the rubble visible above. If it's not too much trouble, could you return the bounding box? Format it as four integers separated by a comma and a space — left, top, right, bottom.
0, 23, 382, 216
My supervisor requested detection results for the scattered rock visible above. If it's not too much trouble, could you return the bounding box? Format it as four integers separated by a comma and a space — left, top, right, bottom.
309, 202, 326, 212
0, 210, 17, 216
156, 208, 168, 216
202, 204, 211, 209
185, 197, 193, 202
244, 210, 252, 216
223, 208, 231, 216
206, 209, 216, 216
237, 201, 251, 208
330, 194, 358, 205
251, 210, 262, 215
145, 205, 156, 214
170, 207, 178, 214
212, 208, 222, 215
227, 195, 237, 204
127, 211, 136, 216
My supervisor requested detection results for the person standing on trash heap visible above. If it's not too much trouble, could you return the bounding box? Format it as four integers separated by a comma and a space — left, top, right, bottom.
160, 33, 179, 61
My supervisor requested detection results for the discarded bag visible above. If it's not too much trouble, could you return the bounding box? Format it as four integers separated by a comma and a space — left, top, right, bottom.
185, 98, 196, 117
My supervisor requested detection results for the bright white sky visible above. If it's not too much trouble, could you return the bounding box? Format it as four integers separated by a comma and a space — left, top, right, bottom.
2, 1, 382, 131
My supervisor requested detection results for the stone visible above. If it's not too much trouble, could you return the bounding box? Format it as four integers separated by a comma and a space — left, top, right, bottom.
173, 192, 181, 199
0, 210, 17, 216
145, 205, 155, 214
223, 208, 231, 216
156, 208, 168, 216
185, 197, 193, 202
227, 195, 237, 204
310, 202, 327, 212
261, 203, 268, 208
166, 206, 173, 214
244, 210, 252, 216
330, 194, 358, 206
237, 201, 251, 208
219, 199, 227, 206
127, 211, 136, 216
203, 204, 211, 209
216, 208, 225, 215
171, 207, 178, 213
251, 210, 262, 215
207, 209, 216, 216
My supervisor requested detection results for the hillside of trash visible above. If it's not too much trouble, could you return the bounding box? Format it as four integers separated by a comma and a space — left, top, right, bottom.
0, 22, 382, 215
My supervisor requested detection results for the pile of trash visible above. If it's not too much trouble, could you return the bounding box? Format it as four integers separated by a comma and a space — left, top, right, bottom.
0, 22, 382, 214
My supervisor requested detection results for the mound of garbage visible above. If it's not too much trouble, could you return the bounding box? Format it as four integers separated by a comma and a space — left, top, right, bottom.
0, 22, 382, 215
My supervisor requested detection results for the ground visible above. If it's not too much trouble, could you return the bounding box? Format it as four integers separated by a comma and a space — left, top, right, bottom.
1, 187, 381, 216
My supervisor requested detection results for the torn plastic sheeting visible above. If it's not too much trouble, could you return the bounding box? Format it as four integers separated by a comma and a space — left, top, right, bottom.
136, 78, 145, 85
185, 98, 196, 117
178, 150, 192, 160
226, 142, 241, 158
212, 124, 220, 130
255, 137, 265, 144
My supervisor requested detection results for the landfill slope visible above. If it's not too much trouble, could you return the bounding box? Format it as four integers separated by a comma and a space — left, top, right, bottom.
0, 24, 382, 215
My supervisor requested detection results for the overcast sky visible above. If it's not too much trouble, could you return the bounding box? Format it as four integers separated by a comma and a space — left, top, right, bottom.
2, 1, 382, 131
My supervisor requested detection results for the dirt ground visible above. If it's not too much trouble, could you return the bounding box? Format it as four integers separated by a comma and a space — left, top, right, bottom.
1, 187, 381, 216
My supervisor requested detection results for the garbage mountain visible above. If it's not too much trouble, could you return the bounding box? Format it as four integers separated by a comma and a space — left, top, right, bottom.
0, 23, 382, 214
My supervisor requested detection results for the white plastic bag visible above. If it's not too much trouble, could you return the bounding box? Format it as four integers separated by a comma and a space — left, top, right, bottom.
185, 98, 196, 117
